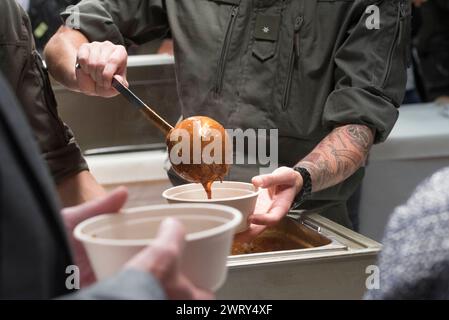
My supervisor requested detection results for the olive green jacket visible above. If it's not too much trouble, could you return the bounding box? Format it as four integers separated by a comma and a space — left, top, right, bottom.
0, 0, 88, 183
63, 0, 411, 226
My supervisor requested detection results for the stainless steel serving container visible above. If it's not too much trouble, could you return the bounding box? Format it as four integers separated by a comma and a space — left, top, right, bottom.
221, 213, 380, 300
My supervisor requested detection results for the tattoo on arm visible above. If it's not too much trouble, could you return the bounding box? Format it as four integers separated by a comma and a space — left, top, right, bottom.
297, 125, 374, 192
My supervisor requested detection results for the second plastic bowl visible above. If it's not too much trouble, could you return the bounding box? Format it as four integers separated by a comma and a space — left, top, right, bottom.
162, 181, 260, 233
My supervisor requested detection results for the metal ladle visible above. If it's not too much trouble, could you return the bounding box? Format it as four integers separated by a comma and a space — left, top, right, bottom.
92, 70, 230, 198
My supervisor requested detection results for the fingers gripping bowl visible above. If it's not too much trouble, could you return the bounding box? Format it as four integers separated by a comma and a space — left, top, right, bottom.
162, 182, 260, 233
74, 204, 242, 291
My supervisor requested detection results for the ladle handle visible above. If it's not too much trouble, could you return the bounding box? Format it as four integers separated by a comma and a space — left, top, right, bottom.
111, 77, 173, 135
75, 63, 173, 135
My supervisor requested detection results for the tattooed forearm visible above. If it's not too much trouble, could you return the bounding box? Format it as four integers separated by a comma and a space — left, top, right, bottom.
297, 125, 374, 192
346, 125, 372, 151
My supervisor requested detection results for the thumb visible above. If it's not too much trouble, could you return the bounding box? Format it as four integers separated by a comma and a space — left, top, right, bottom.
125, 218, 186, 275
252, 170, 295, 189
153, 218, 187, 253
132, 218, 187, 264
63, 187, 128, 224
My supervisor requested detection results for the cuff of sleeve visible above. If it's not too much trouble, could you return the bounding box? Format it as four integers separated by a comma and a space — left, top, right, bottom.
61, 2, 126, 46
43, 140, 89, 184
64, 269, 166, 300
322, 87, 399, 144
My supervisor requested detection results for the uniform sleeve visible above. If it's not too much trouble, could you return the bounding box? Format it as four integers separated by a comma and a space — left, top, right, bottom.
323, 0, 411, 143
30, 50, 89, 185
1, 0, 88, 185
61, 0, 169, 47
43, 124, 89, 184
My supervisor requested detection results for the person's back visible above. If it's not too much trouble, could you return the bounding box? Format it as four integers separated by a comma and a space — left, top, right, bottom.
365, 167, 449, 299
414, 0, 449, 102
0, 74, 72, 299
28, 0, 80, 52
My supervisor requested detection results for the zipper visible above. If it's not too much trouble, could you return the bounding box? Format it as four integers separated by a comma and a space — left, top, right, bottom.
33, 51, 67, 138
381, 2, 404, 88
214, 6, 239, 96
282, 16, 303, 111
35, 52, 58, 114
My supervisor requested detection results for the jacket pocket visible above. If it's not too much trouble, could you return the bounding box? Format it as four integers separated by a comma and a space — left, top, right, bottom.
214, 5, 239, 96
252, 14, 281, 62
282, 16, 304, 111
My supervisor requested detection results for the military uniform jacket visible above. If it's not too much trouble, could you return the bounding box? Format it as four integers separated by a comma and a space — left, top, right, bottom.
63, 0, 411, 225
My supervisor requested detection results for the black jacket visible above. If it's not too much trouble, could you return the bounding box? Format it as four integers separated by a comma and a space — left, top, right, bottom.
414, 0, 449, 101
0, 73, 165, 299
28, 0, 80, 52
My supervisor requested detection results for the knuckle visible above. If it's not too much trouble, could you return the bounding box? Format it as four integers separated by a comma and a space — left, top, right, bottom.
102, 69, 113, 78
117, 45, 127, 54
96, 60, 107, 70
108, 56, 123, 66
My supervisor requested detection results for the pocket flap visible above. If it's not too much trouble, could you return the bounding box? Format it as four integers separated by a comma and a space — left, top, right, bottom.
253, 41, 276, 62
254, 14, 281, 42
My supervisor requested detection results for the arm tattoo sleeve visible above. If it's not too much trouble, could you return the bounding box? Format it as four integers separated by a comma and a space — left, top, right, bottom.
296, 125, 374, 192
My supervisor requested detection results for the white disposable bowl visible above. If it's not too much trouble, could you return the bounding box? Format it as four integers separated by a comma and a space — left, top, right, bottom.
162, 182, 260, 233
74, 204, 242, 291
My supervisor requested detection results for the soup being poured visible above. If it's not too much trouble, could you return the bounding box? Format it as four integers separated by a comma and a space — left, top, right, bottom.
166, 116, 230, 199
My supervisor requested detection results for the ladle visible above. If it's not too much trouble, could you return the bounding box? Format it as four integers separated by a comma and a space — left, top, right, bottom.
105, 73, 230, 198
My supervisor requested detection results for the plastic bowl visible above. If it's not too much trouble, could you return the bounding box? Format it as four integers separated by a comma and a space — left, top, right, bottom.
74, 204, 242, 291
162, 181, 260, 233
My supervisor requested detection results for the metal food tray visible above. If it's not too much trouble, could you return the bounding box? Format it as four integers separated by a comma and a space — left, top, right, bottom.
230, 213, 347, 261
